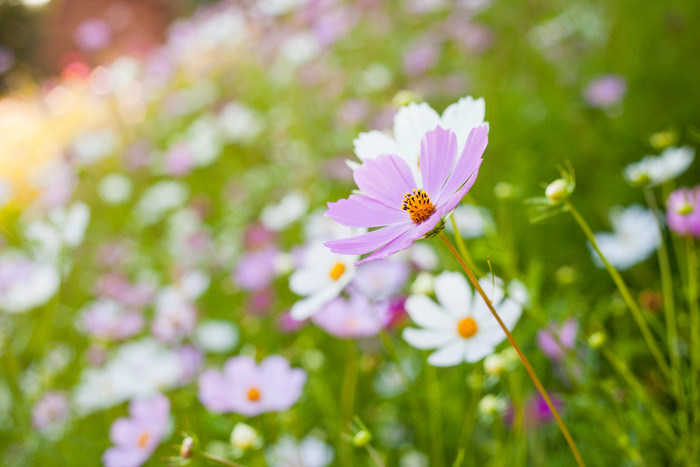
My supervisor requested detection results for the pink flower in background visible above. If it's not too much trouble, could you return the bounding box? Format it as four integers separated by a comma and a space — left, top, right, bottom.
177, 345, 204, 384
403, 42, 440, 76
352, 258, 410, 301
32, 391, 70, 432
74, 19, 113, 52
102, 394, 170, 467
277, 310, 308, 333
198, 355, 306, 416
151, 290, 198, 343
234, 246, 279, 291
311, 292, 389, 338
163, 143, 196, 177
325, 125, 488, 264
583, 74, 627, 109
506, 394, 564, 430
82, 300, 144, 341
537, 318, 578, 361
666, 186, 700, 237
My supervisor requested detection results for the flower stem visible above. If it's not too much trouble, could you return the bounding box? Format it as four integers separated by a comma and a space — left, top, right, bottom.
450, 216, 483, 276
438, 233, 585, 467
425, 363, 445, 467
340, 342, 359, 466
198, 451, 247, 467
686, 236, 699, 436
564, 200, 671, 379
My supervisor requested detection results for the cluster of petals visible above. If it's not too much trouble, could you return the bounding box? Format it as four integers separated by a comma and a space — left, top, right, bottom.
102, 393, 170, 467
624, 146, 694, 186
402, 271, 523, 366
311, 291, 390, 339
198, 355, 306, 416
666, 186, 700, 237
326, 125, 488, 264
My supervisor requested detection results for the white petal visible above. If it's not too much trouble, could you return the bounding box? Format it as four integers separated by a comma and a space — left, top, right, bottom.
289, 267, 324, 295
393, 102, 440, 164
402, 327, 452, 350
463, 334, 497, 363
405, 295, 454, 329
440, 96, 486, 148
434, 271, 472, 318
427, 340, 465, 367
353, 131, 400, 161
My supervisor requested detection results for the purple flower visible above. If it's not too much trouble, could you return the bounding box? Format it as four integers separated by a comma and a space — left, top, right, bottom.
32, 391, 70, 432
352, 258, 410, 301
81, 300, 144, 341
403, 42, 440, 76
198, 355, 306, 416
102, 394, 170, 467
74, 19, 113, 52
177, 345, 204, 384
311, 292, 389, 339
325, 125, 488, 264
234, 246, 279, 291
505, 394, 564, 430
666, 186, 700, 237
163, 143, 196, 177
583, 74, 627, 109
536, 318, 578, 361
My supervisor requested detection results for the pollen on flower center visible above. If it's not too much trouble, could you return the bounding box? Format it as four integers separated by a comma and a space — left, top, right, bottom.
457, 317, 478, 338
247, 387, 261, 401
329, 262, 346, 280
402, 189, 435, 224
138, 431, 151, 448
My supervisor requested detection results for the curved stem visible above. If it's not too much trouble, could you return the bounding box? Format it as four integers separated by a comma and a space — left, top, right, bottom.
449, 216, 483, 276
438, 233, 585, 467
564, 200, 671, 379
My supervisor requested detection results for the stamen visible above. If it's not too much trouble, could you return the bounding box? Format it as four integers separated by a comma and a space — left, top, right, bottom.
138, 432, 151, 448
457, 317, 478, 338
329, 262, 346, 280
402, 189, 435, 224
247, 387, 261, 401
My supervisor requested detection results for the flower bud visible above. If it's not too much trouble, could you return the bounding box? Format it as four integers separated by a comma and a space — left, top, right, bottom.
179, 436, 195, 459
352, 430, 372, 447
588, 331, 606, 349
483, 354, 505, 376
545, 178, 570, 202
392, 90, 421, 107
230, 423, 262, 451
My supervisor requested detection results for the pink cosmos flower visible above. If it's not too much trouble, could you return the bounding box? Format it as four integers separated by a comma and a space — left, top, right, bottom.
32, 391, 70, 432
583, 74, 627, 109
81, 300, 144, 341
102, 394, 170, 467
198, 355, 306, 416
536, 318, 578, 362
325, 125, 488, 264
311, 292, 389, 339
666, 186, 700, 237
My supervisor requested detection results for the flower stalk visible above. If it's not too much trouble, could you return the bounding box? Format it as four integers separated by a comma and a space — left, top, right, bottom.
438, 232, 585, 467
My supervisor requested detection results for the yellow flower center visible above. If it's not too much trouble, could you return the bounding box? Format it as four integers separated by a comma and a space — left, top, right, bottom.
402, 189, 435, 224
329, 262, 346, 280
138, 431, 151, 449
457, 317, 478, 338
247, 387, 261, 401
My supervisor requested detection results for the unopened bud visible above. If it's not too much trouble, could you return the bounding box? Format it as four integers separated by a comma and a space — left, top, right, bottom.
230, 423, 261, 451
352, 430, 372, 447
484, 354, 505, 376
180, 436, 195, 459
392, 90, 420, 107
545, 178, 570, 202
588, 331, 606, 349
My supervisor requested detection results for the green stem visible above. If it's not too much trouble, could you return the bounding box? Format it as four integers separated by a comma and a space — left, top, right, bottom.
425, 363, 445, 467
198, 451, 247, 467
339, 342, 359, 466
450, 216, 483, 276
438, 233, 586, 467
455, 365, 482, 455
366, 444, 386, 467
564, 200, 671, 379
686, 236, 699, 435
643, 187, 686, 430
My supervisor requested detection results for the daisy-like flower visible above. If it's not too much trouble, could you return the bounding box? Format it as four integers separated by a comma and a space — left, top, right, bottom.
311, 291, 389, 339
402, 271, 522, 366
326, 125, 488, 264
589, 204, 660, 270
624, 146, 695, 187
666, 186, 700, 237
102, 394, 170, 467
198, 355, 306, 416
289, 244, 357, 320
351, 96, 487, 181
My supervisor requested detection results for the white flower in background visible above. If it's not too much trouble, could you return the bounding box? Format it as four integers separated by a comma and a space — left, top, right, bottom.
446, 204, 493, 238
257, 0, 308, 16
590, 204, 660, 270
134, 180, 189, 225
231, 423, 263, 453
219, 102, 264, 143
0, 251, 59, 313
71, 129, 118, 166
406, 243, 439, 271
351, 95, 487, 181
478, 394, 507, 419
265, 434, 334, 467
303, 209, 359, 242
357, 63, 393, 94
409, 271, 434, 295
260, 192, 308, 232
73, 339, 182, 414
403, 272, 522, 366
184, 114, 225, 167
289, 244, 357, 320
98, 173, 132, 205
195, 320, 239, 354
279, 32, 321, 66
624, 146, 695, 187
24, 202, 90, 264
152, 271, 209, 343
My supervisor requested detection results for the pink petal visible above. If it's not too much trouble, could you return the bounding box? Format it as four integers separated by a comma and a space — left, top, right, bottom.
438, 125, 488, 204
420, 126, 458, 197
326, 194, 408, 228
355, 225, 423, 264
439, 159, 483, 213
325, 223, 412, 255
353, 154, 416, 209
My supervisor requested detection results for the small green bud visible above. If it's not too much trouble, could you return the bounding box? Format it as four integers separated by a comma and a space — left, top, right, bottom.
392, 90, 421, 107
352, 430, 372, 447
545, 178, 570, 202
588, 331, 606, 349
494, 182, 514, 200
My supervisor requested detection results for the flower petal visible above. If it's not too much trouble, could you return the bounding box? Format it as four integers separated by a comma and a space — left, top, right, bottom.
326, 194, 407, 228
403, 327, 452, 349
433, 271, 472, 318
354, 154, 417, 209
405, 294, 454, 329
440, 96, 486, 148
325, 223, 411, 256
353, 130, 401, 162
438, 125, 488, 203
427, 340, 465, 366
393, 102, 441, 164
420, 126, 458, 197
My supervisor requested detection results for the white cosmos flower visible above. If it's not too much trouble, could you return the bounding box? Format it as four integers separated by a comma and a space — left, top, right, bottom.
623, 146, 694, 187
590, 204, 660, 271
265, 434, 334, 467
402, 271, 522, 367
289, 244, 357, 320
446, 204, 493, 239
0, 251, 60, 313
351, 96, 487, 181
261, 191, 308, 232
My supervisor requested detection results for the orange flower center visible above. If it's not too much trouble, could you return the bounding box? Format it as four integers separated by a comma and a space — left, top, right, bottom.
329, 262, 346, 280
402, 189, 435, 224
138, 431, 151, 449
457, 317, 478, 338
247, 387, 261, 401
